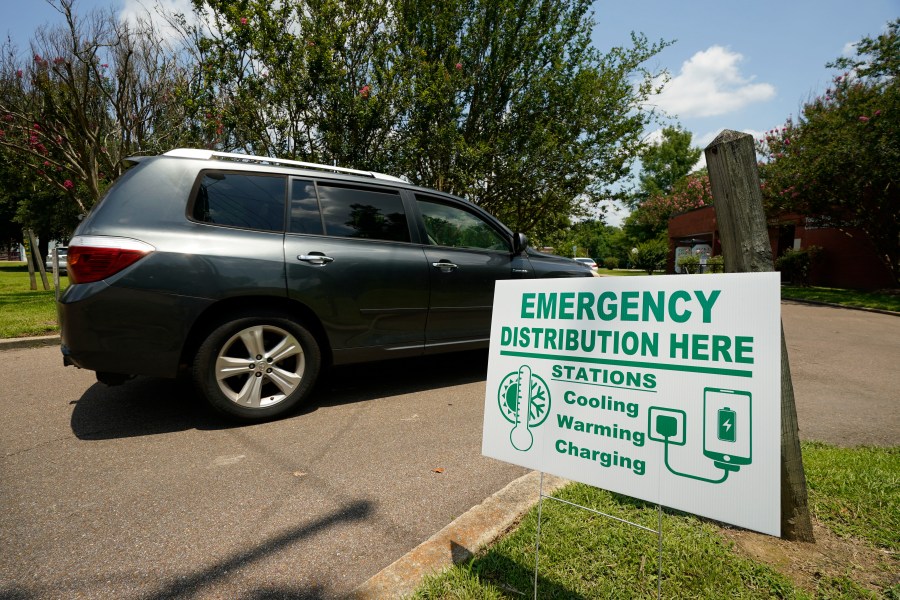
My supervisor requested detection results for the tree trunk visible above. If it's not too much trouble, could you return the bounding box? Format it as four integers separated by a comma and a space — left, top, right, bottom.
23, 231, 37, 291
705, 129, 815, 542
27, 229, 50, 291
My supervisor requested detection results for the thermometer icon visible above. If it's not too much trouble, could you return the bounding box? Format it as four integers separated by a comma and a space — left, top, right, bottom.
510, 365, 534, 451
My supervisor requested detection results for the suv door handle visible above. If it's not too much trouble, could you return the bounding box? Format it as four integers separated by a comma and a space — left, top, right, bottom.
298, 253, 334, 265
432, 261, 458, 272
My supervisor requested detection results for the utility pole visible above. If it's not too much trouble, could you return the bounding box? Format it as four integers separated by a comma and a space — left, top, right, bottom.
705, 129, 814, 542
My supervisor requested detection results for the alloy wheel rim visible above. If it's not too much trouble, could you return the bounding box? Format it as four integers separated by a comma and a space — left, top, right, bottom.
214, 325, 305, 408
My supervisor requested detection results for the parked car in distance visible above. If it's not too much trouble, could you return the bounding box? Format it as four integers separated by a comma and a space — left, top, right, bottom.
46, 247, 67, 273
58, 149, 591, 422
573, 257, 597, 271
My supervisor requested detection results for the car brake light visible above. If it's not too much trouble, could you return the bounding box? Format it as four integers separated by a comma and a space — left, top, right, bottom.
67, 236, 155, 284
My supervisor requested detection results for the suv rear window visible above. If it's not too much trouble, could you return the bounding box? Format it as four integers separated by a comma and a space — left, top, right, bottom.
192, 172, 286, 232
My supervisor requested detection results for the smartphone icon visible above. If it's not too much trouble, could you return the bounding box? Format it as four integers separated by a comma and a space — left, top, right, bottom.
703, 388, 751, 467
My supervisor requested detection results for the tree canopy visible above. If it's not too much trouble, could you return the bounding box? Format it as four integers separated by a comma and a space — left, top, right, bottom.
624, 126, 705, 241
632, 125, 701, 207
758, 19, 899, 283
0, 0, 197, 244
0, 0, 670, 244
181, 0, 671, 237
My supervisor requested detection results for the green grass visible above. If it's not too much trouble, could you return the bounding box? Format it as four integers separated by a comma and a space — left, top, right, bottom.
0, 262, 65, 338
801, 442, 899, 551
781, 285, 900, 313
411, 442, 900, 599
412, 485, 801, 599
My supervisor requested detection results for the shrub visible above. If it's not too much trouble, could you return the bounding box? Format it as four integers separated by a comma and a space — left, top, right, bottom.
676, 253, 701, 274
603, 257, 619, 270
706, 255, 725, 273
633, 239, 668, 274
775, 246, 823, 285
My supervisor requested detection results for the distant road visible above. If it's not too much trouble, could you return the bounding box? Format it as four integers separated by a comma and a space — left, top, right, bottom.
782, 301, 899, 447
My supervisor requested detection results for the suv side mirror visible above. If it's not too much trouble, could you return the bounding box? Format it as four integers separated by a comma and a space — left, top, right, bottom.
513, 233, 528, 254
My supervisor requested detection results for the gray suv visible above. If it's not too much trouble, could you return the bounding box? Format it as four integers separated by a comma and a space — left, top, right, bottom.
59, 149, 589, 421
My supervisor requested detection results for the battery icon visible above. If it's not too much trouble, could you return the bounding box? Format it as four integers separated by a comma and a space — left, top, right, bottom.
717, 407, 736, 443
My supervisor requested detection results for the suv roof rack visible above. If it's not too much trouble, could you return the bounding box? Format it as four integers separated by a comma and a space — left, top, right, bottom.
163, 148, 407, 183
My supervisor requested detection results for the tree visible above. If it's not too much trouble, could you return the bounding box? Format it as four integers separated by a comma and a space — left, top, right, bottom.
0, 146, 78, 260
632, 238, 667, 274
177, 0, 403, 168
0, 0, 196, 224
631, 125, 702, 208
634, 170, 712, 234
394, 1, 670, 238
621, 126, 705, 242
542, 219, 624, 260
181, 0, 671, 239
758, 19, 899, 283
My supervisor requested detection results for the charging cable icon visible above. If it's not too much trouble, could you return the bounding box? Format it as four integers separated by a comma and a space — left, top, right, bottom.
650, 410, 732, 484
648, 390, 752, 485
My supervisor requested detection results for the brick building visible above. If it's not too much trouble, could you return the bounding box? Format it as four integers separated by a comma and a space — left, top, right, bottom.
667, 206, 894, 290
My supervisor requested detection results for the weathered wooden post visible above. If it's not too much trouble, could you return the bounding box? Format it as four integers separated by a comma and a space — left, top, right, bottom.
705, 129, 814, 542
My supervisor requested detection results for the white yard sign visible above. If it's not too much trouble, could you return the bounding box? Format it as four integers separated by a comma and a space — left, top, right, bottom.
482, 272, 782, 536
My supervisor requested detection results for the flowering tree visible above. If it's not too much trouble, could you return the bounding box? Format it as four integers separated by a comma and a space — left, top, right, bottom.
758, 19, 899, 283
0, 0, 196, 223
636, 171, 712, 233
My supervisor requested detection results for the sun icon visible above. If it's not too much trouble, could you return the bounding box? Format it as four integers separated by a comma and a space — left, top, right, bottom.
497, 368, 551, 427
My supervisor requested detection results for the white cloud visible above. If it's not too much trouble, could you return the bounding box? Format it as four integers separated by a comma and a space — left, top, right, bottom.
642, 128, 666, 146
604, 201, 630, 228
121, 0, 196, 22
689, 128, 768, 171
842, 41, 857, 56
120, 0, 202, 43
651, 46, 776, 118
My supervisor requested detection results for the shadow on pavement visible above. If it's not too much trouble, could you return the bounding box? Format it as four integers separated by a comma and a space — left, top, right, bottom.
141, 500, 372, 600
312, 348, 489, 407
1, 502, 372, 600
70, 349, 490, 441
70, 376, 221, 440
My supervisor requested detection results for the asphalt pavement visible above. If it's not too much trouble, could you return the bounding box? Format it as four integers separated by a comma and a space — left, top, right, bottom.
1, 300, 897, 599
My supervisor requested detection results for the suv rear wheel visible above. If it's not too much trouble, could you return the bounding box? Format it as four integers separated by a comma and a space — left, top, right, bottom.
193, 313, 321, 421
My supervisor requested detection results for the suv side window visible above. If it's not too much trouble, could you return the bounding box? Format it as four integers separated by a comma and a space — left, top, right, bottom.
416, 195, 509, 251
192, 172, 286, 232
289, 179, 324, 235
317, 184, 410, 242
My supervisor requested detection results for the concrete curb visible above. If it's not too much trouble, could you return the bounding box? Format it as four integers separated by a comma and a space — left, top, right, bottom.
0, 334, 60, 350
351, 471, 569, 599
781, 298, 899, 317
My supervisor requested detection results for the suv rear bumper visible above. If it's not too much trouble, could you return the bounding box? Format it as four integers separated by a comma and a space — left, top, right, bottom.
59, 283, 212, 378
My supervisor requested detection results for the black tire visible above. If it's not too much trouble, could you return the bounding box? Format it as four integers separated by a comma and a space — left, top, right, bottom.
193, 312, 321, 422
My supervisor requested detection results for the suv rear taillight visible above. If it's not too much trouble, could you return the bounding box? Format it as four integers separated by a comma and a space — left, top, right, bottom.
67, 236, 156, 284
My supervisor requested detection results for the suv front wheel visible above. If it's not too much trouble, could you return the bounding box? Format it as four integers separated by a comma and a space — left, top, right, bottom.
193, 313, 321, 421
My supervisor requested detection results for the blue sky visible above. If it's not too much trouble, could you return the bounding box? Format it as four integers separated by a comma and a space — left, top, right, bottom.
590, 0, 898, 223
4, 0, 898, 223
